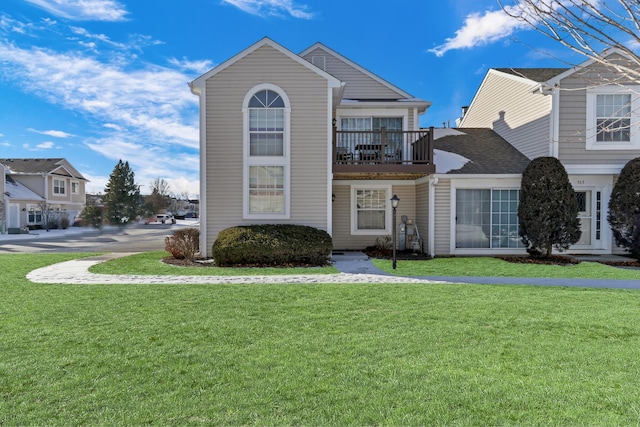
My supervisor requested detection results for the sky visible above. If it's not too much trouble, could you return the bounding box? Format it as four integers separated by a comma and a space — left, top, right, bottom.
0, 0, 588, 196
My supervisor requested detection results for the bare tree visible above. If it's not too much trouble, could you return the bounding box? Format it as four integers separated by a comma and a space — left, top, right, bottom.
150, 177, 171, 197
499, 0, 640, 78
38, 202, 59, 231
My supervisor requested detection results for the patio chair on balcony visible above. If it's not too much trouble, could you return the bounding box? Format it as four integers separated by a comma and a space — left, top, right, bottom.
384, 146, 402, 163
335, 146, 353, 163
356, 144, 380, 163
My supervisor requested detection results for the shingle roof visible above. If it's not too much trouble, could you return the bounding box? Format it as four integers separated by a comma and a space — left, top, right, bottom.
494, 68, 568, 82
4, 176, 44, 201
434, 128, 531, 175
0, 158, 86, 179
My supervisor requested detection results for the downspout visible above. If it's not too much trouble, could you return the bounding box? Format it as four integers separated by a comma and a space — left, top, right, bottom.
428, 176, 438, 258
189, 81, 207, 257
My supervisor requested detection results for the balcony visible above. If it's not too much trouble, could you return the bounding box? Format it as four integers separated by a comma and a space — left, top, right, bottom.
332, 127, 435, 179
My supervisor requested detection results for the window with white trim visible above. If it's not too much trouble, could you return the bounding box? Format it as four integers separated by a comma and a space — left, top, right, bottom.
351, 186, 392, 235
71, 181, 79, 194
53, 178, 66, 195
586, 85, 639, 150
27, 205, 42, 224
243, 85, 290, 219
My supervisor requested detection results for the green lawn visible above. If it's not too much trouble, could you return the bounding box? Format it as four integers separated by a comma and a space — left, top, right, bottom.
89, 251, 339, 276
374, 256, 640, 280
4, 253, 640, 425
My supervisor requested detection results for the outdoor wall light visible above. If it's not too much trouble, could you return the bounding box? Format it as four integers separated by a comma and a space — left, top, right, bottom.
332, 193, 336, 202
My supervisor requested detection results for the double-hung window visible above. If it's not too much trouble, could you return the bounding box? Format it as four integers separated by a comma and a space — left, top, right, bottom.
351, 185, 392, 235
243, 85, 290, 219
27, 205, 42, 224
53, 178, 66, 195
586, 85, 639, 149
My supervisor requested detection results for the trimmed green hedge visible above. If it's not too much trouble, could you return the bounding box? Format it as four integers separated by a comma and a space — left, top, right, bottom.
212, 224, 332, 267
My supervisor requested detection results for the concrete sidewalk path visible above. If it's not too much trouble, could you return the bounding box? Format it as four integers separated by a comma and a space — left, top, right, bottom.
26, 253, 451, 285
25, 252, 640, 289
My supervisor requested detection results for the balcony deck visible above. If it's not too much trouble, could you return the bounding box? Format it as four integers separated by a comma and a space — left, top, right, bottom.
332, 127, 435, 179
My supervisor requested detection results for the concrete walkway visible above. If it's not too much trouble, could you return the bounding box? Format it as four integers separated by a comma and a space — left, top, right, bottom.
26, 252, 450, 285
25, 251, 640, 289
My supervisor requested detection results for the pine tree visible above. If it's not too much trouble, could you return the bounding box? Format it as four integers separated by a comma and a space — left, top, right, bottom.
518, 157, 581, 258
103, 160, 141, 226
608, 157, 640, 260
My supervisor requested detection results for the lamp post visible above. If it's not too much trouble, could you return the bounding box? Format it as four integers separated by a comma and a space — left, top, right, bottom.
391, 194, 400, 270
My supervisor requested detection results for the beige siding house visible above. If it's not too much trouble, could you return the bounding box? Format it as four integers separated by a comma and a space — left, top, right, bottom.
439, 49, 640, 256
190, 38, 435, 257
0, 158, 87, 232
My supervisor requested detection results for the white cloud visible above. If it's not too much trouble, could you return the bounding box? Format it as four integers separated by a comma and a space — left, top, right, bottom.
222, 0, 314, 19
168, 57, 215, 74
0, 42, 199, 150
429, 6, 528, 57
25, 0, 129, 22
22, 141, 56, 150
28, 128, 75, 138
85, 136, 199, 196
37, 141, 55, 149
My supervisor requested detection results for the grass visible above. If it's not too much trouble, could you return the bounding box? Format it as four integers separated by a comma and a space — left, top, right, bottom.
89, 251, 339, 276
4, 253, 640, 425
373, 256, 640, 280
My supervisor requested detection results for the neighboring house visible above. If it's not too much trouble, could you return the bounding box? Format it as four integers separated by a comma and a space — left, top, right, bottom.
189, 37, 435, 257
0, 158, 87, 231
453, 49, 640, 256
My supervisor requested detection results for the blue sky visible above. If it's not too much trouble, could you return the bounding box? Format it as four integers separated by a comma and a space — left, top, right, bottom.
0, 0, 585, 195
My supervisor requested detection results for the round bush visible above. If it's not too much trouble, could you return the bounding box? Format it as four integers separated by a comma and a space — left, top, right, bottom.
212, 224, 332, 267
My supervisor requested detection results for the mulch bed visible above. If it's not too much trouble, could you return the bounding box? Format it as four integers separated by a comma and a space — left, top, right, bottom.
161, 257, 328, 268
496, 255, 580, 266
163, 254, 640, 268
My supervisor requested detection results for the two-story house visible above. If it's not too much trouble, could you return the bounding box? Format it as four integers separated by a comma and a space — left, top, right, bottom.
190, 37, 444, 257
0, 158, 87, 232
451, 49, 640, 256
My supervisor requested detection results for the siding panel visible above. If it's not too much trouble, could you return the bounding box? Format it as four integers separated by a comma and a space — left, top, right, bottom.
203, 45, 330, 255
461, 71, 551, 159
302, 47, 403, 100
433, 179, 451, 255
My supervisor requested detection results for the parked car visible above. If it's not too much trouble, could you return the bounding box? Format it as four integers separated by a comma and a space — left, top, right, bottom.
144, 214, 176, 225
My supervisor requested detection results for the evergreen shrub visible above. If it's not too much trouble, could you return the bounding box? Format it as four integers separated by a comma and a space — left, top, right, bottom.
608, 157, 640, 260
212, 224, 332, 267
518, 157, 581, 258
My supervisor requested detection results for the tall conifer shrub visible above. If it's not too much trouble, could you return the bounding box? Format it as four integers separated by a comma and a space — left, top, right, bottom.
608, 157, 640, 260
518, 157, 581, 258
103, 160, 141, 225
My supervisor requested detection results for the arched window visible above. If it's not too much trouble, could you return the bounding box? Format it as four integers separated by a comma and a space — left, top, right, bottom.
249, 89, 285, 156
243, 85, 290, 218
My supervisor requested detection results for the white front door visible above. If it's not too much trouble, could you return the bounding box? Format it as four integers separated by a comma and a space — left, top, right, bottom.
574, 189, 603, 249
8, 204, 19, 228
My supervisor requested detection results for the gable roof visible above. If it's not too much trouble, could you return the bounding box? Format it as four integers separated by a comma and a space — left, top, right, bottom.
189, 37, 342, 94
493, 68, 568, 83
434, 128, 530, 175
0, 158, 87, 180
300, 42, 415, 99
546, 48, 639, 86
